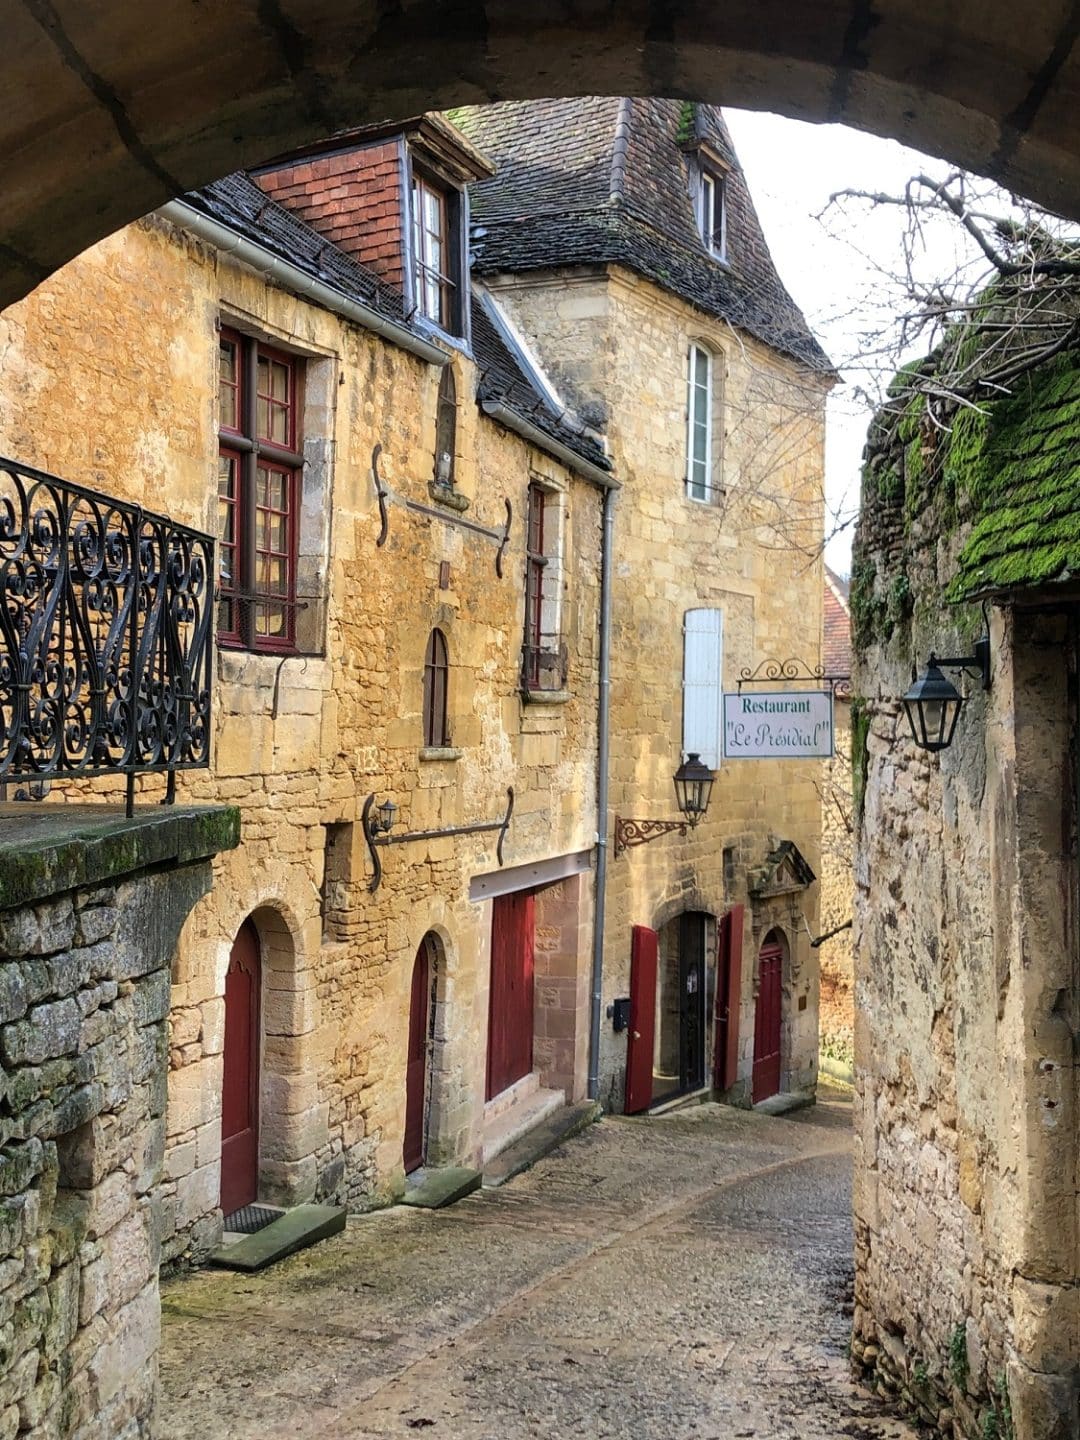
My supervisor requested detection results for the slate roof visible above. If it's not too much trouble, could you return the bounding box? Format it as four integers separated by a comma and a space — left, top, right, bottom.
950, 350, 1080, 598
182, 171, 411, 325
823, 566, 852, 677
451, 99, 831, 373
177, 173, 607, 473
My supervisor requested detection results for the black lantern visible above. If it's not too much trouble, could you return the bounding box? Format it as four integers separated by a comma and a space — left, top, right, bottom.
673, 752, 715, 825
902, 636, 991, 753
376, 798, 398, 835
902, 658, 963, 752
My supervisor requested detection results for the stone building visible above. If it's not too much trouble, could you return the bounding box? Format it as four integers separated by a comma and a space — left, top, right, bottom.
851, 350, 1080, 1437
819, 566, 854, 1076
0, 114, 613, 1262
0, 100, 831, 1280
455, 98, 832, 1114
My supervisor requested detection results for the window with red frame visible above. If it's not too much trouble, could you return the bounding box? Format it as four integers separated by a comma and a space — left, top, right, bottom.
217, 330, 303, 651
523, 484, 565, 692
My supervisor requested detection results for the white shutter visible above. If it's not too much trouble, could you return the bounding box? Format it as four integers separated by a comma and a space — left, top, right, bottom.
682, 608, 723, 769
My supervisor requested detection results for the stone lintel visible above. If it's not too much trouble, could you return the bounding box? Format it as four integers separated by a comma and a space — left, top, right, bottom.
0, 803, 240, 910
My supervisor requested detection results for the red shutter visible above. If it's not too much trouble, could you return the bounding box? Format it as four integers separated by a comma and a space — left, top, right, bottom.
713, 904, 744, 1091
625, 925, 658, 1114
486, 891, 536, 1100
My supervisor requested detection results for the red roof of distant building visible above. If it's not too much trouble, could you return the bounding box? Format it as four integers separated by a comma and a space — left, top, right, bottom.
824, 566, 851, 678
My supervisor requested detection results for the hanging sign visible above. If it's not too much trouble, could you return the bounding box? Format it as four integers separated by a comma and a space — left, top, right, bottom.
723, 690, 834, 759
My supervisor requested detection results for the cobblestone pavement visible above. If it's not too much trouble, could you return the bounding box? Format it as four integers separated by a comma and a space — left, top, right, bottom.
159, 1087, 916, 1440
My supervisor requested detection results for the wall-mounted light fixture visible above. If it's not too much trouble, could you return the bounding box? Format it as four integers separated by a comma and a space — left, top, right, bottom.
902, 635, 991, 752
614, 753, 716, 857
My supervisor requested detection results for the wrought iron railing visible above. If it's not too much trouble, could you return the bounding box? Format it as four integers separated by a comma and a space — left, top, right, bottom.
0, 456, 214, 813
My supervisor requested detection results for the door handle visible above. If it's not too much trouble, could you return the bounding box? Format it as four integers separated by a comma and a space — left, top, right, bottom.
632, 1030, 641, 1040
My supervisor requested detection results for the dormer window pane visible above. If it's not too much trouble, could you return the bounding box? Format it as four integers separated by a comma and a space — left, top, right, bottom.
412, 174, 453, 328
697, 170, 726, 260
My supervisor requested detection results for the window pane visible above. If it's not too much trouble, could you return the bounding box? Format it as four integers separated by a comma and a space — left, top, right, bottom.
218, 452, 236, 501
270, 359, 288, 402
219, 341, 238, 429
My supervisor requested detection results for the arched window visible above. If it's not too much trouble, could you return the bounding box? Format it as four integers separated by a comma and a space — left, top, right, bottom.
433, 369, 457, 489
422, 628, 450, 747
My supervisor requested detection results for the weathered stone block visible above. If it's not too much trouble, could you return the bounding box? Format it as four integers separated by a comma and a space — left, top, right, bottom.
1, 999, 80, 1067
0, 969, 27, 1027
0, 902, 74, 962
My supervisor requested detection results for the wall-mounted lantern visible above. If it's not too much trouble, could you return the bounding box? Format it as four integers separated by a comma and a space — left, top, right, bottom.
902, 635, 991, 753
371, 797, 398, 836
614, 753, 716, 857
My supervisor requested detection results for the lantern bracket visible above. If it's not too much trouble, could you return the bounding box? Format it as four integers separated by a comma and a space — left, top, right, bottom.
613, 816, 689, 858
922, 635, 991, 690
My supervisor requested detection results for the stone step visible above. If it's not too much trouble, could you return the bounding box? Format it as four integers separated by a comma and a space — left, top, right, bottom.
400, 1166, 482, 1210
753, 1090, 816, 1117
482, 1099, 601, 1188
482, 1082, 565, 1167
209, 1204, 346, 1272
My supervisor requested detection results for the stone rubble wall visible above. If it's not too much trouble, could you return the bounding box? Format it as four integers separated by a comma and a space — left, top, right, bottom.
0, 813, 225, 1439
851, 401, 1080, 1438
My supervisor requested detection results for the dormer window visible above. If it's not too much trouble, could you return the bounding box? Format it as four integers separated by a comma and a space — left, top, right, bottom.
696, 168, 726, 261
412, 173, 454, 328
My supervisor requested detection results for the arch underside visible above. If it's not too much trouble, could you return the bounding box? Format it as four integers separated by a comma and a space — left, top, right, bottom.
4, 0, 1080, 311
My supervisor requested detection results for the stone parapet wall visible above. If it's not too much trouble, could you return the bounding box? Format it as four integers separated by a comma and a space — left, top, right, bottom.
0, 805, 235, 1439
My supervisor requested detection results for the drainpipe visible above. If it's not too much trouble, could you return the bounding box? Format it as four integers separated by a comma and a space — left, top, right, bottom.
588, 485, 616, 1100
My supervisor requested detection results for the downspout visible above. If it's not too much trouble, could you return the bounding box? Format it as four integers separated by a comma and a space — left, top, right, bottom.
588, 484, 616, 1100
159, 200, 450, 367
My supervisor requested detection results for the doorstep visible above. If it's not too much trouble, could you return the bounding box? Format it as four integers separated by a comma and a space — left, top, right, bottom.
483, 1099, 601, 1188
401, 1166, 482, 1209
753, 1090, 816, 1117
209, 1203, 346, 1272
482, 1077, 565, 1168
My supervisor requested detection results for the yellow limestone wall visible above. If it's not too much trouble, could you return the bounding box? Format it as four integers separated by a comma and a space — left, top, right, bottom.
488, 266, 829, 1109
0, 216, 602, 1258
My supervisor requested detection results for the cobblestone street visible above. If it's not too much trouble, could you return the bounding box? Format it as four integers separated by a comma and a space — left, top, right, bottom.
159, 1088, 915, 1440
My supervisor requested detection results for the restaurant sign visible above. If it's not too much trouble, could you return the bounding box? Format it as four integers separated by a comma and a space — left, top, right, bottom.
723, 690, 834, 760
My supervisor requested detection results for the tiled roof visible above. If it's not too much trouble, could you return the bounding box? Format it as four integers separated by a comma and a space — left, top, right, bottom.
451, 99, 830, 373
824, 566, 852, 678
177, 173, 607, 474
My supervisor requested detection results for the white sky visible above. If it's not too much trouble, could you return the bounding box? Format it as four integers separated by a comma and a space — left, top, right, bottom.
723, 110, 957, 576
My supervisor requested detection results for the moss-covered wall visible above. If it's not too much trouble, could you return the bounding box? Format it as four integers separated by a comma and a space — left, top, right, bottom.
850, 349, 1080, 1440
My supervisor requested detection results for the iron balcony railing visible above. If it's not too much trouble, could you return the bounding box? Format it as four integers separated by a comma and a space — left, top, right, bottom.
0, 456, 214, 813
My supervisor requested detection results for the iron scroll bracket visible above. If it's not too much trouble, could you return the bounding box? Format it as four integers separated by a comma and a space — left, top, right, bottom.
613, 816, 688, 859
363, 787, 515, 892
495, 498, 512, 579
737, 656, 850, 700
371, 443, 390, 547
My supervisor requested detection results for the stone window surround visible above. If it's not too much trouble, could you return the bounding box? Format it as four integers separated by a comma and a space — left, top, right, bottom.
216, 309, 337, 660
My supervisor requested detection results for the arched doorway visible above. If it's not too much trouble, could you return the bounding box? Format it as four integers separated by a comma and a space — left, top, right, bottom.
752, 929, 785, 1104
404, 934, 437, 1174
221, 918, 261, 1216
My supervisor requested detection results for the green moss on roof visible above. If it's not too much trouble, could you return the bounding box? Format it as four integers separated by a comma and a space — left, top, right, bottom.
948, 350, 1080, 598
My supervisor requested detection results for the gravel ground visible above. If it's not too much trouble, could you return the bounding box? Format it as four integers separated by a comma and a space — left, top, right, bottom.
159, 1087, 916, 1440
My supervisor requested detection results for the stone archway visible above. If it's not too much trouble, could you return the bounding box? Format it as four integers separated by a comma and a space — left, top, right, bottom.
4, 1, 1080, 311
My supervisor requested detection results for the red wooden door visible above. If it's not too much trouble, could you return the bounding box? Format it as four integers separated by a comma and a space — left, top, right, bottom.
713, 904, 744, 1091
404, 938, 430, 1174
752, 934, 783, 1103
486, 891, 536, 1100
625, 925, 658, 1114
221, 919, 260, 1215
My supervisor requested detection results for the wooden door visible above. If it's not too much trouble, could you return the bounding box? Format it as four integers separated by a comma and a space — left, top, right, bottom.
221, 918, 260, 1216
752, 933, 783, 1103
404, 938, 431, 1174
486, 891, 536, 1100
678, 913, 706, 1092
625, 925, 658, 1114
713, 905, 744, 1091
